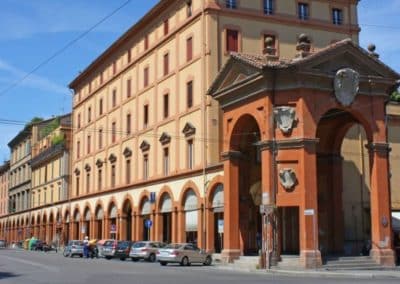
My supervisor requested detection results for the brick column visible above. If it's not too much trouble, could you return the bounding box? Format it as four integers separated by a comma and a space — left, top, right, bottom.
368, 143, 396, 267
221, 151, 241, 262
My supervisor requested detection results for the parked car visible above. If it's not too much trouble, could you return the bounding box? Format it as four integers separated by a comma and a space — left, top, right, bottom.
157, 243, 212, 266
63, 240, 84, 257
113, 241, 132, 260
102, 240, 118, 260
96, 239, 114, 258
0, 239, 6, 248
33, 240, 46, 251
129, 241, 166, 262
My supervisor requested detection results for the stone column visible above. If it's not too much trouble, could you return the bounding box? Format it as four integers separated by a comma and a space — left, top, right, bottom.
368, 143, 396, 267
221, 151, 241, 263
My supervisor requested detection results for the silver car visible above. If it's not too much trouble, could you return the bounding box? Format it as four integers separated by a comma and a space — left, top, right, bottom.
129, 241, 165, 262
63, 240, 84, 257
157, 243, 212, 266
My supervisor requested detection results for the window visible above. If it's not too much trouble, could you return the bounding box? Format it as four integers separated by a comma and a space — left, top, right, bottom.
263, 0, 273, 15
332, 8, 343, 25
98, 129, 103, 149
88, 82, 92, 94
144, 35, 149, 50
128, 49, 132, 63
112, 89, 117, 107
164, 19, 169, 36
113, 61, 116, 75
44, 189, 47, 205
163, 93, 169, 119
127, 79, 131, 98
100, 72, 104, 85
187, 139, 194, 169
87, 135, 91, 154
163, 53, 169, 76
226, 0, 237, 9
111, 122, 117, 143
77, 113, 81, 129
88, 107, 91, 123
38, 191, 41, 206
77, 141, 80, 159
99, 98, 103, 115
226, 29, 238, 52
75, 176, 79, 196
186, 0, 192, 17
163, 148, 169, 176
144, 105, 149, 128
86, 172, 90, 194
126, 113, 131, 135
187, 80, 193, 108
143, 154, 149, 180
98, 169, 102, 191
298, 3, 309, 20
144, 67, 149, 87
126, 159, 131, 184
111, 164, 116, 188
186, 37, 193, 62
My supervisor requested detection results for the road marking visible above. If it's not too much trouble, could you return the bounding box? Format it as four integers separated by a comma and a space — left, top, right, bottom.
0, 255, 59, 272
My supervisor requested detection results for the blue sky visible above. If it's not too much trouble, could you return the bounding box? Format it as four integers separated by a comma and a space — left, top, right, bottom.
0, 0, 398, 161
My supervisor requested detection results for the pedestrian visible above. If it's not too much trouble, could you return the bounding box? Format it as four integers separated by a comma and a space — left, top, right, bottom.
83, 236, 89, 258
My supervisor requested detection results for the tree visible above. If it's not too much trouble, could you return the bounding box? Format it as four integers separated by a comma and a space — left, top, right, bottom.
390, 89, 400, 102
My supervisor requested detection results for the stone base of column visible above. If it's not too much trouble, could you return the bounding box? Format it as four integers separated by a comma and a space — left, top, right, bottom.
300, 250, 322, 269
370, 248, 396, 267
221, 249, 241, 263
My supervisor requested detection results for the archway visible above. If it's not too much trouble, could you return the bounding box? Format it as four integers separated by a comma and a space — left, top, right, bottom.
183, 188, 199, 244
83, 207, 91, 238
139, 197, 151, 241
95, 205, 104, 239
316, 109, 372, 257
122, 199, 133, 241
73, 209, 80, 240
159, 193, 172, 243
64, 211, 70, 244
230, 114, 262, 255
48, 212, 54, 243
108, 203, 118, 239
210, 183, 224, 253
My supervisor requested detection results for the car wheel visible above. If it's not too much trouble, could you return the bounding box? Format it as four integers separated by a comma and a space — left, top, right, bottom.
204, 256, 212, 266
70, 254, 74, 258
160, 261, 167, 266
181, 256, 189, 266
131, 258, 139, 262
80, 255, 83, 258
63, 250, 69, 257
120, 257, 126, 261
148, 253, 156, 263
105, 256, 112, 260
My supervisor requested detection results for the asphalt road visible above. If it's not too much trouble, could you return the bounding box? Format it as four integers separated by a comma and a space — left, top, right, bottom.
0, 249, 398, 284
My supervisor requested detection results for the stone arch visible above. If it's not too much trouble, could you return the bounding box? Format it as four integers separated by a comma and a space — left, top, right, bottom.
157, 186, 175, 212
121, 194, 134, 217
94, 201, 105, 240
206, 175, 224, 207
178, 180, 201, 209
121, 194, 134, 241
107, 197, 119, 218
229, 113, 262, 152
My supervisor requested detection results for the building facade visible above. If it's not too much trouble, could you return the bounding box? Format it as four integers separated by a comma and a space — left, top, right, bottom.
0, 161, 10, 217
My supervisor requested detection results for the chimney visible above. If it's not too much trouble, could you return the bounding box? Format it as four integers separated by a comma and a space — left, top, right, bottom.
367, 44, 379, 59
295, 33, 311, 59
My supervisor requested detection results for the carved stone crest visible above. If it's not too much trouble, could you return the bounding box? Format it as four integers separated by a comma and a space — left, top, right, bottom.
334, 68, 359, 106
274, 106, 296, 134
279, 168, 297, 190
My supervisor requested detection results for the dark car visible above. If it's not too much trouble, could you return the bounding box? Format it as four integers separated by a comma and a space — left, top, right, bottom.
33, 240, 46, 251
0, 239, 6, 248
114, 241, 132, 261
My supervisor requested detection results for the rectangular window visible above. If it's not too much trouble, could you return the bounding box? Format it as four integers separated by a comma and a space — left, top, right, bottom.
144, 67, 149, 87
38, 191, 41, 206
226, 29, 239, 52
186, 0, 192, 17
98, 169, 102, 191
144, 35, 149, 50
226, 0, 237, 9
186, 37, 193, 62
88, 106, 92, 122
332, 8, 343, 25
44, 189, 47, 205
144, 105, 149, 128
112, 89, 117, 107
187, 81, 193, 108
128, 49, 132, 63
99, 98, 103, 116
113, 61, 116, 75
99, 129, 103, 150
163, 53, 169, 76
163, 93, 169, 119
88, 82, 92, 94
143, 154, 149, 180
86, 173, 90, 194
126, 113, 131, 135
264, 0, 273, 15
111, 165, 116, 188
87, 135, 91, 154
163, 148, 169, 176
112, 122, 116, 143
76, 176, 79, 197
298, 3, 309, 20
127, 79, 131, 98
187, 139, 194, 170
100, 72, 103, 85
126, 159, 131, 184
164, 19, 169, 35
77, 141, 80, 159
77, 113, 81, 129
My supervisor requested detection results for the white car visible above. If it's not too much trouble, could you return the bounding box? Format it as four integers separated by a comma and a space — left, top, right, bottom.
157, 243, 212, 266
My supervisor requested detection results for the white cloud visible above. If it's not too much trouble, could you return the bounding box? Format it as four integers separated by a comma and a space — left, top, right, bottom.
0, 58, 69, 95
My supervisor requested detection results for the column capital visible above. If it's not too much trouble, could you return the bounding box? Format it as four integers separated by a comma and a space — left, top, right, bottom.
366, 142, 391, 154
221, 150, 243, 161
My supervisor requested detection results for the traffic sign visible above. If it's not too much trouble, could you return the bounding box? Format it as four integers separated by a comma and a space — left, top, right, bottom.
304, 209, 315, 216
110, 224, 117, 233
218, 219, 224, 234
144, 219, 153, 228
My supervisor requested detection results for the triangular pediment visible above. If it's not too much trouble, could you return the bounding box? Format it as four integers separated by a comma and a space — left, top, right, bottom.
297, 40, 399, 79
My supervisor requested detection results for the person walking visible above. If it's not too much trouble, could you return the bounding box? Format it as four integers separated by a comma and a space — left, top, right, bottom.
83, 236, 89, 258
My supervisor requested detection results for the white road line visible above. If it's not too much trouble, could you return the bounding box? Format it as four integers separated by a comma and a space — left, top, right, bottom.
0, 255, 60, 272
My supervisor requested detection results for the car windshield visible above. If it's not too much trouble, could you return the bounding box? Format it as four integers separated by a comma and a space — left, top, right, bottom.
104, 240, 115, 246
71, 241, 83, 246
132, 242, 146, 248
164, 244, 182, 249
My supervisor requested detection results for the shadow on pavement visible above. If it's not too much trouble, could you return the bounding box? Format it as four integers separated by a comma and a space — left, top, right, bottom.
0, 272, 20, 280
